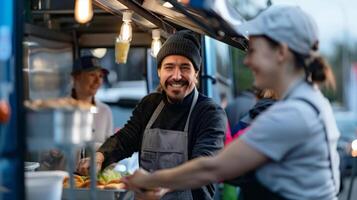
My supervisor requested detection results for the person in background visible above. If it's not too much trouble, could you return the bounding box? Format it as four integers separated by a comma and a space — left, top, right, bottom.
39, 56, 113, 170
225, 89, 256, 133
71, 56, 114, 147
222, 88, 275, 200
124, 5, 341, 200
77, 30, 226, 200
231, 88, 276, 138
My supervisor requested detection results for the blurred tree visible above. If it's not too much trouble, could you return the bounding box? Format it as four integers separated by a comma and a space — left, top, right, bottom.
326, 41, 357, 104
228, 0, 269, 97
228, 0, 357, 106
230, 47, 253, 96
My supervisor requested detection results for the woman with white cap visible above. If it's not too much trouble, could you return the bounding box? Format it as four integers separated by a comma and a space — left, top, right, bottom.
124, 5, 341, 200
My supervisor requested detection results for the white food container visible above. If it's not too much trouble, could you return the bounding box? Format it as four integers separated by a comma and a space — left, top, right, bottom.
24, 162, 40, 172
25, 171, 68, 200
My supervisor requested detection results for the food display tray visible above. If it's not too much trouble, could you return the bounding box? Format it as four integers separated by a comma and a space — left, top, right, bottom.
62, 188, 134, 200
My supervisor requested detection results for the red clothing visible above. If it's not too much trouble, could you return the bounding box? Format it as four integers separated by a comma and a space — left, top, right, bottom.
224, 122, 249, 145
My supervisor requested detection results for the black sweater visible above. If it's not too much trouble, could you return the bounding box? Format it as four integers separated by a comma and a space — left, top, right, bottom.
98, 90, 226, 200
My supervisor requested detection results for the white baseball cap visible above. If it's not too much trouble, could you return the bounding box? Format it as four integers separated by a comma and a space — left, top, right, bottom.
238, 5, 319, 56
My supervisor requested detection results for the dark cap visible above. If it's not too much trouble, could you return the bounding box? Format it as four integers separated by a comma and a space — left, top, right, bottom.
72, 56, 109, 75
156, 30, 201, 71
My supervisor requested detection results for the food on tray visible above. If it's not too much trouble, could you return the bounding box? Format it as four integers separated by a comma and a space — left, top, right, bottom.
63, 175, 86, 188
103, 183, 125, 190
107, 179, 122, 184
80, 180, 93, 188
97, 166, 122, 184
63, 165, 125, 190
24, 97, 94, 110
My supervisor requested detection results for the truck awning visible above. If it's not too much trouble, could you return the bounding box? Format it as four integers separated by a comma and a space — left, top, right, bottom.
94, 0, 248, 51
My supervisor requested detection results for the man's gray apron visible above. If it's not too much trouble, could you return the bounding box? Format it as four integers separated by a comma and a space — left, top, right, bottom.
140, 89, 198, 200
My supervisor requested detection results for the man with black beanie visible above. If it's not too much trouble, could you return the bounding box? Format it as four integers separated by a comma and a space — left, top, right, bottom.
77, 30, 226, 200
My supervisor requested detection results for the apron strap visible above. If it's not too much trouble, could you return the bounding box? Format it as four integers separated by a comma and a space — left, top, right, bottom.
184, 88, 199, 132
145, 100, 165, 130
145, 88, 199, 131
292, 97, 339, 194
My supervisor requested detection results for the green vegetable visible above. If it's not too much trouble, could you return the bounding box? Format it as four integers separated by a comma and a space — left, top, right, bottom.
97, 165, 122, 184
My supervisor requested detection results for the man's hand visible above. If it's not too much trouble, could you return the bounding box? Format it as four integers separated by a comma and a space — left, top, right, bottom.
76, 152, 104, 176
123, 169, 170, 200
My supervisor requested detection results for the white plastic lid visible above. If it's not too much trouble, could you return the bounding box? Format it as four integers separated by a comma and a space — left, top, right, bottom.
122, 10, 133, 22
25, 171, 68, 179
152, 29, 161, 39
25, 162, 40, 171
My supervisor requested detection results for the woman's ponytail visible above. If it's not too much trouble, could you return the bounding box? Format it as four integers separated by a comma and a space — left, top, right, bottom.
293, 50, 336, 91
307, 56, 336, 90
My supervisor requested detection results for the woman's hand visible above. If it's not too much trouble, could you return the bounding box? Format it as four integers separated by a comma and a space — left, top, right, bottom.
76, 152, 104, 175
123, 168, 150, 188
123, 169, 170, 200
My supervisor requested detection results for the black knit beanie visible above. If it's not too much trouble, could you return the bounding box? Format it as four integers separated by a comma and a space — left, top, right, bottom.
156, 30, 201, 71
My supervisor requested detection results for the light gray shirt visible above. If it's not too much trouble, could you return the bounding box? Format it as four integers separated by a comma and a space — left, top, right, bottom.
93, 100, 114, 144
241, 80, 340, 200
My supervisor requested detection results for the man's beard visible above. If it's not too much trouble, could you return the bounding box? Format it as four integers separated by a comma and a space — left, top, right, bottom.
163, 80, 190, 103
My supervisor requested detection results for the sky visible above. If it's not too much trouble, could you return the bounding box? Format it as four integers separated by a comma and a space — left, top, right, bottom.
247, 0, 357, 56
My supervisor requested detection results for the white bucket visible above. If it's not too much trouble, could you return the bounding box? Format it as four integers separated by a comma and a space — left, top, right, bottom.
25, 171, 68, 200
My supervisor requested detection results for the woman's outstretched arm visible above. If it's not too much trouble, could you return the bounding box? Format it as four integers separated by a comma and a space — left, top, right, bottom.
126, 139, 268, 190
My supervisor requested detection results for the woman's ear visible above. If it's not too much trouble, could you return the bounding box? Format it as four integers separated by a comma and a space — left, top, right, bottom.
72, 72, 82, 86
72, 72, 80, 79
71, 74, 77, 82
276, 43, 290, 63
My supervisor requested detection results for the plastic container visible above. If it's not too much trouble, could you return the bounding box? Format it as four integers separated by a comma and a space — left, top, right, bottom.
26, 108, 94, 151
25, 171, 68, 200
24, 162, 40, 171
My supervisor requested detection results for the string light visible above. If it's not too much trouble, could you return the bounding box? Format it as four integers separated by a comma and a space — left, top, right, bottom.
74, 0, 93, 24
151, 29, 162, 57
119, 11, 133, 42
351, 139, 357, 157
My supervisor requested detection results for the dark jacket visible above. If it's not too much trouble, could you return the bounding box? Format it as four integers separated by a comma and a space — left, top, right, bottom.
98, 90, 226, 200
225, 90, 256, 132
231, 98, 276, 135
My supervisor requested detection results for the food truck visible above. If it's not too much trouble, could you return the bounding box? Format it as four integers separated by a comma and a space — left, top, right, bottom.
0, 0, 248, 199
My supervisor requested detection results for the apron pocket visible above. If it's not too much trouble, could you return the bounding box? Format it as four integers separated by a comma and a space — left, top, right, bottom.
140, 151, 157, 172
157, 152, 184, 169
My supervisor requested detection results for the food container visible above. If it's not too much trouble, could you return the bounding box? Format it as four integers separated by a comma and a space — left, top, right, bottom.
25, 171, 68, 200
24, 162, 40, 171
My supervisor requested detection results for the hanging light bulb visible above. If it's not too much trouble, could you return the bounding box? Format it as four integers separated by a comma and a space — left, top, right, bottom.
351, 139, 357, 157
163, 2, 173, 8
74, 0, 93, 24
119, 11, 133, 42
115, 10, 133, 64
90, 48, 107, 58
151, 29, 162, 58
